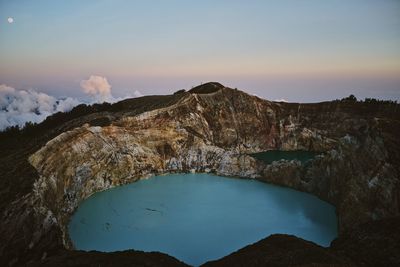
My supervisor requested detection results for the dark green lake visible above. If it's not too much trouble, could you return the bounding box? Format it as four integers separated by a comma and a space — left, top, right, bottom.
251, 150, 317, 164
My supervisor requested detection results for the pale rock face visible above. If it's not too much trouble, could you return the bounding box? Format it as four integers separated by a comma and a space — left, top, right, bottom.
26, 87, 399, 249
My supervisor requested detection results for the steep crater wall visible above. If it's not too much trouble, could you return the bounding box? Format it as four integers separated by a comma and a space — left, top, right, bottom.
23, 87, 400, 257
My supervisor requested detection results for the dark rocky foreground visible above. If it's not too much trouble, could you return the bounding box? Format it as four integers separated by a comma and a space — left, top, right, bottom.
203, 216, 400, 267
1, 82, 399, 266
27, 250, 188, 267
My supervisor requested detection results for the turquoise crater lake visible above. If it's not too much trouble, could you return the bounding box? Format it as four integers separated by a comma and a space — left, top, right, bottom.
69, 174, 337, 266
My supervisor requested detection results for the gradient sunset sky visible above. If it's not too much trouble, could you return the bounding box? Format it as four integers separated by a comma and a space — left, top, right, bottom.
1, 0, 399, 102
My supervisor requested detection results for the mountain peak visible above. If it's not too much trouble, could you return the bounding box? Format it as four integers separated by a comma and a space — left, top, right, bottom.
189, 82, 225, 94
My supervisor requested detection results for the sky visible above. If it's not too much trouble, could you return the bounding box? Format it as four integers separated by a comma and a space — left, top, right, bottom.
1, 0, 400, 103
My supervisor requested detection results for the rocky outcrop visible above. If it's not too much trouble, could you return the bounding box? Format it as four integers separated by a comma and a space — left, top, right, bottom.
258, 133, 399, 232
202, 234, 355, 267
1, 82, 399, 266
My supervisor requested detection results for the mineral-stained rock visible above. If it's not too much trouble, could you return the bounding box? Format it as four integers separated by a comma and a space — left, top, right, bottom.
1, 83, 399, 266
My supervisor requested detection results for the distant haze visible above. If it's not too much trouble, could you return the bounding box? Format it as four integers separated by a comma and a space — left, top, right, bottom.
1, 0, 399, 102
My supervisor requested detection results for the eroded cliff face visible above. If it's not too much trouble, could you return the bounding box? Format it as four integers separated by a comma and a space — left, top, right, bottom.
2, 83, 399, 266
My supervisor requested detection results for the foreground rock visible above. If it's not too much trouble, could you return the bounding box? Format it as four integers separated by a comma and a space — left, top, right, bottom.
202, 234, 354, 267
203, 216, 400, 267
27, 250, 189, 267
1, 82, 399, 266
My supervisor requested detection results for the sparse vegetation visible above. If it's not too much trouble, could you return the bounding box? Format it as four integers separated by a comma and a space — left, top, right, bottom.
174, 89, 186, 95
335, 95, 398, 105
364, 97, 397, 105
341, 94, 357, 103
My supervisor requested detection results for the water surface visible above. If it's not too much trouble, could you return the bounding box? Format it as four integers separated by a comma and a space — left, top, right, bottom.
69, 174, 337, 266
251, 150, 317, 164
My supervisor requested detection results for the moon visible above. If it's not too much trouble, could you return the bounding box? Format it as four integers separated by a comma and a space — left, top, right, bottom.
7, 17, 14, 24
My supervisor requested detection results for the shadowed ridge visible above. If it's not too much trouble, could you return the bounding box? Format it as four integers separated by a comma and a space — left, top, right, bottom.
201, 234, 355, 267
189, 82, 225, 94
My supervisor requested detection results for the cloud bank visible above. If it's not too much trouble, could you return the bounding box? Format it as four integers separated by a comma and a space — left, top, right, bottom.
0, 84, 80, 130
0, 75, 144, 131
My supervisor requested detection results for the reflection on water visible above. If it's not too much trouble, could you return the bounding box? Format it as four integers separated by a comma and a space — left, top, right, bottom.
69, 173, 337, 266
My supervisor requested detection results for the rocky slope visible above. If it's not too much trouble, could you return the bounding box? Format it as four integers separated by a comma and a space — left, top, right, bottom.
1, 82, 399, 266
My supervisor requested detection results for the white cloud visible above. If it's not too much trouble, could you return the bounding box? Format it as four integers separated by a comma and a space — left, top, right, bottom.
80, 75, 144, 103
7, 17, 14, 24
80, 75, 112, 102
274, 98, 288, 102
0, 84, 80, 130
133, 90, 143, 98
56, 97, 81, 112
